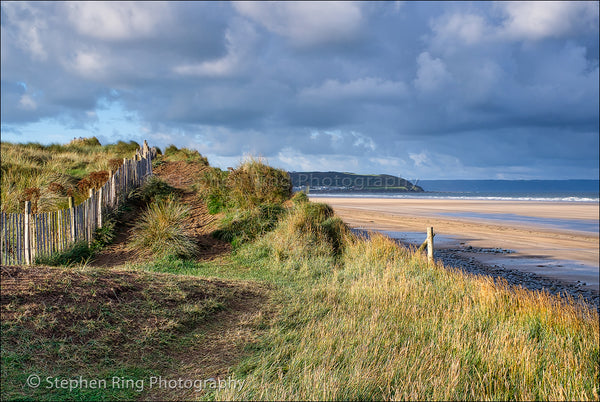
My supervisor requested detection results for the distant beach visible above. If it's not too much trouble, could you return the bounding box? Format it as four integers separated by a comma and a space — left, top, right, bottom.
314, 196, 600, 292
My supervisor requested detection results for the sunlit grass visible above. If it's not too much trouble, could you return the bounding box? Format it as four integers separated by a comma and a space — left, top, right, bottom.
214, 208, 599, 401
129, 195, 199, 259
1, 139, 141, 213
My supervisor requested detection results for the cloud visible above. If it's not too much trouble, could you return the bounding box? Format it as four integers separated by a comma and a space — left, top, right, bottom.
1, 2, 49, 60
65, 2, 170, 41
299, 77, 407, 103
69, 50, 108, 79
1, 2, 598, 179
498, 1, 599, 41
413, 52, 451, 92
430, 12, 491, 47
174, 19, 258, 77
18, 94, 37, 110
233, 1, 363, 47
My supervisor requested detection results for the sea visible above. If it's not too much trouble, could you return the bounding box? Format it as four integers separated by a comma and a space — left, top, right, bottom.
310, 179, 600, 203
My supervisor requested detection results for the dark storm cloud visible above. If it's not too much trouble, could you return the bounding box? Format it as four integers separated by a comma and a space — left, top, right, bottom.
1, 1, 598, 179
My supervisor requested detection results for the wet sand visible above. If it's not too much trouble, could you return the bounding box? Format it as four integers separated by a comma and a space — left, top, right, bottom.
313, 197, 599, 291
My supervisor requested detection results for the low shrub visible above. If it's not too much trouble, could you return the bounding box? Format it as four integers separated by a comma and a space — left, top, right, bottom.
164, 144, 179, 156
236, 201, 350, 274
163, 144, 209, 165
291, 191, 309, 205
68, 137, 102, 147
198, 167, 229, 214
104, 140, 140, 157
35, 241, 94, 266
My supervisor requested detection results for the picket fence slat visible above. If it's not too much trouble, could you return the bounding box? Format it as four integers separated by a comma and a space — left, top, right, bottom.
1, 141, 153, 265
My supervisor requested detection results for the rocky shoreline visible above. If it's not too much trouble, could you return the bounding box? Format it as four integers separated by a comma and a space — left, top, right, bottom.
432, 246, 599, 309
354, 229, 599, 309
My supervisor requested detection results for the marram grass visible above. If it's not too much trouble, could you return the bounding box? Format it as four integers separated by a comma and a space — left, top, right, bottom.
129, 196, 199, 259
1, 140, 140, 213
218, 224, 599, 401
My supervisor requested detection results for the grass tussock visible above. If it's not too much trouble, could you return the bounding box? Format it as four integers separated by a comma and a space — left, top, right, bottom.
214, 204, 286, 248
226, 158, 292, 210
127, 175, 181, 205
129, 195, 199, 259
163, 144, 209, 165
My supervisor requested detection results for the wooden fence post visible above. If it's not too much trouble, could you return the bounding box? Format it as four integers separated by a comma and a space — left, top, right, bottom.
68, 196, 75, 242
111, 170, 116, 208
24, 201, 31, 265
88, 188, 94, 243
97, 187, 103, 228
427, 226, 434, 264
57, 209, 63, 251
123, 158, 128, 193
143, 140, 149, 158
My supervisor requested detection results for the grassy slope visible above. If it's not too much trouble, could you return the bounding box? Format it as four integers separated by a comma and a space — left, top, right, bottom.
221, 234, 599, 400
138, 202, 599, 401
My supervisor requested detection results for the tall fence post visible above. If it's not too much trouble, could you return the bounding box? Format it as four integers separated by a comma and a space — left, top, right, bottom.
24, 201, 31, 265
427, 226, 434, 264
68, 196, 75, 243
143, 140, 149, 158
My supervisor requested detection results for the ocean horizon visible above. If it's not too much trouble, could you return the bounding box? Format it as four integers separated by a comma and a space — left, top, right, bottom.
309, 179, 600, 202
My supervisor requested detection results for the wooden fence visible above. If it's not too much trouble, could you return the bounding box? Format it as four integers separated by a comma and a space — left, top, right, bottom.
0, 141, 153, 265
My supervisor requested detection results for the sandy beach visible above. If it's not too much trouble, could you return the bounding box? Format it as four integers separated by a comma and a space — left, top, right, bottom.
313, 197, 599, 290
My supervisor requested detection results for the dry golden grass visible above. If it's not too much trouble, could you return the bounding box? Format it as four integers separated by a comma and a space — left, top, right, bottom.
129, 195, 199, 259
1, 140, 139, 213
219, 223, 599, 401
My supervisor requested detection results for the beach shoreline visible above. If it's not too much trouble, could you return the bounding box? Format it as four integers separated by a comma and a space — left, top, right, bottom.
313, 196, 599, 295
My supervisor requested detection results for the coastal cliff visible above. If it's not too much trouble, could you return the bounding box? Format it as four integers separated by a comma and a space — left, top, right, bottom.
289, 171, 423, 193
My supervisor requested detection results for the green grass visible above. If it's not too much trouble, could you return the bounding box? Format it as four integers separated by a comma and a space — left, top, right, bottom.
132, 199, 599, 400
198, 158, 291, 213
213, 204, 286, 248
1, 265, 252, 401
35, 218, 117, 267
216, 225, 599, 400
127, 175, 181, 205
163, 144, 209, 165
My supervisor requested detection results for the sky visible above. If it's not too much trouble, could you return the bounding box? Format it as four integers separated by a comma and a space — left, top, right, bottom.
1, 1, 599, 180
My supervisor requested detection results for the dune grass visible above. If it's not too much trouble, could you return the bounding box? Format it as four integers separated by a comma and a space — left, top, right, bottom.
1, 138, 142, 213
197, 157, 292, 214
3, 144, 597, 400
211, 205, 599, 401
129, 195, 199, 259
136, 193, 599, 400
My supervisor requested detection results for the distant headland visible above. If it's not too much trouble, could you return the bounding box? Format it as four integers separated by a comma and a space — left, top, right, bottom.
289, 171, 424, 193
